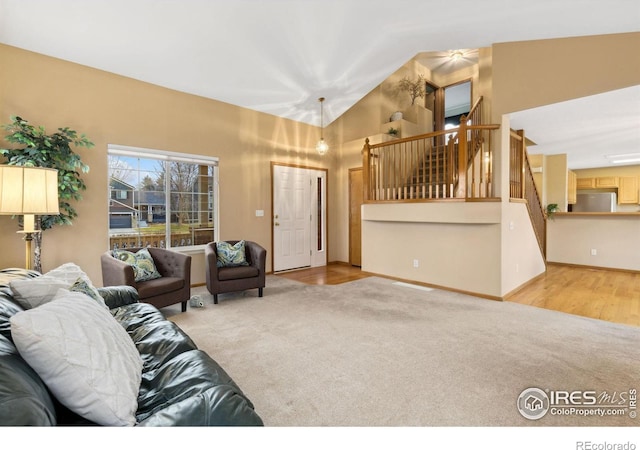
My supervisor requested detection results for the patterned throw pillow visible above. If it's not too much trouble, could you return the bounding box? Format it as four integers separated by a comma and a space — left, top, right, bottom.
113, 248, 162, 282
216, 240, 250, 268
70, 278, 108, 309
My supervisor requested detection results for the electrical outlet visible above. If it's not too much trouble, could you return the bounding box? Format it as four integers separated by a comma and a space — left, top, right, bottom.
590, 249, 597, 256
413, 259, 419, 268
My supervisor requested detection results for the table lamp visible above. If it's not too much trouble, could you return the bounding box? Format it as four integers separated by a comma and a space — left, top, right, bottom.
0, 165, 59, 270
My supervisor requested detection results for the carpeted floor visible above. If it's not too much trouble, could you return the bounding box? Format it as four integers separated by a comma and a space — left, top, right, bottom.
166, 275, 640, 426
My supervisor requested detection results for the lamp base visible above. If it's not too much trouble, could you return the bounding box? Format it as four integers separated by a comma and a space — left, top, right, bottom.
16, 230, 40, 271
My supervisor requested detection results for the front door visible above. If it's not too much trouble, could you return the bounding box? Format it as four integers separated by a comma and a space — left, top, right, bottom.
272, 164, 327, 272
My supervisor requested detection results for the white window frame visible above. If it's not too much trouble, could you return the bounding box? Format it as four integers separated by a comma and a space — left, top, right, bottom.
108, 144, 219, 252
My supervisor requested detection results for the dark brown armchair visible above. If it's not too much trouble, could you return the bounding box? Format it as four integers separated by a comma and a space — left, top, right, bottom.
204, 240, 266, 304
101, 247, 191, 312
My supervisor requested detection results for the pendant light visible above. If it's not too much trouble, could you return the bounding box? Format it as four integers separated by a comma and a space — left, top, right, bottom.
316, 97, 329, 155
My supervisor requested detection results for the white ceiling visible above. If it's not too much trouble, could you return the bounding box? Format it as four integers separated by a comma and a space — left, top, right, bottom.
510, 85, 640, 170
0, 0, 638, 168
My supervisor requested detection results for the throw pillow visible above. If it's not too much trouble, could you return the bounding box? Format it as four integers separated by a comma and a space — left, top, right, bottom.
45, 262, 94, 286
9, 263, 106, 310
216, 240, 250, 268
69, 279, 108, 309
9, 277, 69, 309
113, 248, 162, 282
10, 290, 143, 426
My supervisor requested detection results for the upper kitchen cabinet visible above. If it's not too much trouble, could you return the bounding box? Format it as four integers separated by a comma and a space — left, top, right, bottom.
568, 170, 577, 204
618, 176, 639, 204
595, 176, 619, 188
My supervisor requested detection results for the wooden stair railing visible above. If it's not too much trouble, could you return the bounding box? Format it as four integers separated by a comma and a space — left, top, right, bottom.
361, 96, 499, 202
510, 129, 546, 258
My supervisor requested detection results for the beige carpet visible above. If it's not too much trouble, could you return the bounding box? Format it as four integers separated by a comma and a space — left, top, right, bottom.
165, 275, 640, 426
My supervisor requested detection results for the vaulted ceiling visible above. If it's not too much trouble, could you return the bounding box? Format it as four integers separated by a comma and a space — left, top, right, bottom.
0, 0, 638, 168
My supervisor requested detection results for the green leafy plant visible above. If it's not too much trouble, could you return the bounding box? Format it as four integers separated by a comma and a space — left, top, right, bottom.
0, 116, 94, 271
545, 203, 560, 219
387, 127, 399, 136
398, 74, 426, 105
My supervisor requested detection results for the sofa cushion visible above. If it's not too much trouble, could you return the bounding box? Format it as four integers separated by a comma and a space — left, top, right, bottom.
216, 240, 250, 268
111, 302, 197, 372
136, 277, 184, 299
10, 290, 143, 426
0, 334, 57, 426
136, 349, 263, 426
218, 265, 260, 281
113, 248, 162, 282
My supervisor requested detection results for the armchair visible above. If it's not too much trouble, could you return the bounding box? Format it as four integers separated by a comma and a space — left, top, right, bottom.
204, 241, 266, 304
101, 247, 191, 312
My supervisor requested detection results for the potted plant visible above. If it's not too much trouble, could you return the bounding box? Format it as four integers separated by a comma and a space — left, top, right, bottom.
387, 127, 399, 137
0, 116, 94, 272
545, 203, 560, 219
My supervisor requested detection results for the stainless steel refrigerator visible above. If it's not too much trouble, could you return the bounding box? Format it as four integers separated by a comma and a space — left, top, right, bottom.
573, 192, 617, 212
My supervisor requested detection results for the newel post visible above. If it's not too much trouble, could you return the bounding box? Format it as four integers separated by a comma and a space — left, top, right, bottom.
456, 115, 468, 198
362, 138, 371, 201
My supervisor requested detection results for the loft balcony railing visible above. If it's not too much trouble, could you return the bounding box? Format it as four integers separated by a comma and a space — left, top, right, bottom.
361, 97, 499, 202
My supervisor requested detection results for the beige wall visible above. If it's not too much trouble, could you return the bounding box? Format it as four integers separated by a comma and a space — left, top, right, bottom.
547, 214, 640, 270
0, 44, 332, 284
545, 154, 569, 212
500, 201, 546, 296
361, 202, 503, 298
492, 32, 640, 117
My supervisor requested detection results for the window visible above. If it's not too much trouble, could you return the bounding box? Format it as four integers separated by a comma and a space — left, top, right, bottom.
107, 145, 219, 251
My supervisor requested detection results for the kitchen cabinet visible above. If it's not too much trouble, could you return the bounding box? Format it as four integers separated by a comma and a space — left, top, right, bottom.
618, 177, 639, 204
576, 177, 595, 189
595, 176, 619, 188
568, 170, 577, 204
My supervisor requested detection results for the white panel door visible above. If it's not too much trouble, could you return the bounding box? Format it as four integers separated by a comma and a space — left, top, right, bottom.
273, 165, 311, 271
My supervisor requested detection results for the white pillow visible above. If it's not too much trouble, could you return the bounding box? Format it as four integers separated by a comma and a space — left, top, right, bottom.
9, 277, 69, 309
45, 262, 93, 285
10, 290, 143, 426
9, 262, 105, 310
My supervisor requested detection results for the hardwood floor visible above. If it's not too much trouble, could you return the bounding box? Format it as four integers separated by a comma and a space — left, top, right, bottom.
275, 263, 640, 327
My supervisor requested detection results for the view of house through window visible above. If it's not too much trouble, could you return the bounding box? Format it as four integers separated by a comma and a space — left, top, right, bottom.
108, 145, 218, 251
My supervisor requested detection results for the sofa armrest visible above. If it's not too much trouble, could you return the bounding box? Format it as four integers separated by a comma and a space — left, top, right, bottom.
100, 252, 136, 287
97, 286, 139, 309
204, 243, 219, 287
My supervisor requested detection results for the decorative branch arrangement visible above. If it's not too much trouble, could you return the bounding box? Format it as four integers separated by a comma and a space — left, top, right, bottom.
398, 74, 426, 105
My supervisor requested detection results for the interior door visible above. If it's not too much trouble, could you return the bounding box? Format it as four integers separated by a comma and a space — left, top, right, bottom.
273, 165, 311, 271
349, 168, 363, 267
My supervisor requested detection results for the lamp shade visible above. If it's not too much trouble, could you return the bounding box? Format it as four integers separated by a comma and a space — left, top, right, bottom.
0, 166, 59, 215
